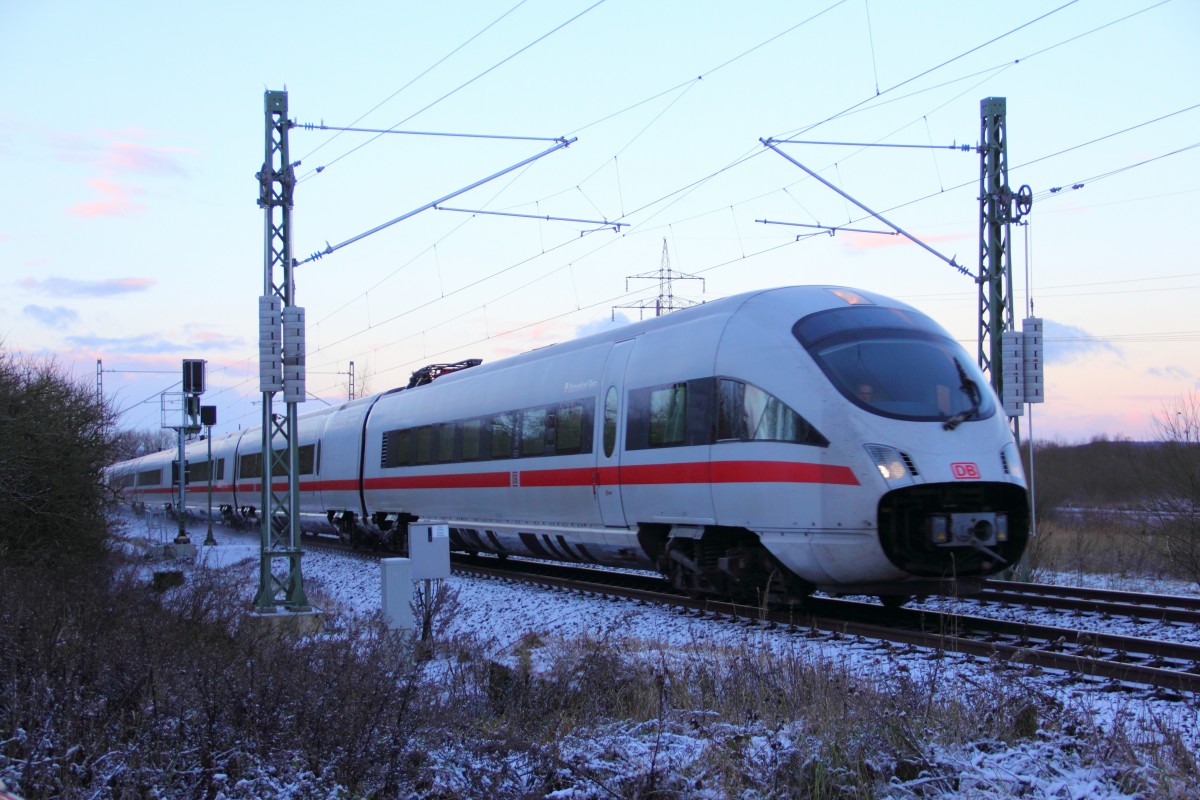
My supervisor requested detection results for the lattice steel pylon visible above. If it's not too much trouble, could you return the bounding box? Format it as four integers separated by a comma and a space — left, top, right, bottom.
977, 97, 1035, 439
254, 89, 310, 612
978, 97, 1016, 437
613, 238, 704, 319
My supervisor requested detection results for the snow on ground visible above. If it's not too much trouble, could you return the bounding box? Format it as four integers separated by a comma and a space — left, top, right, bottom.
118, 510, 1200, 798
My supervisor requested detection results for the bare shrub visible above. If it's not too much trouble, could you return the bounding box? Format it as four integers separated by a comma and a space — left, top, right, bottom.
107, 427, 175, 462
0, 557, 448, 797
412, 577, 462, 649
1025, 515, 1170, 583
1136, 393, 1200, 587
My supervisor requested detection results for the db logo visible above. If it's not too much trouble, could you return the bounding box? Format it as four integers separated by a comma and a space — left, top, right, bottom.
951, 462, 981, 480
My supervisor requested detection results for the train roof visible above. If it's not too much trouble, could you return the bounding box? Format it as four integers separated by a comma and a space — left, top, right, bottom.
405, 284, 915, 389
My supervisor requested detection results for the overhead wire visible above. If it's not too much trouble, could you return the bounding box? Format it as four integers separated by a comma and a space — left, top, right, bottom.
300, 0, 1042, 358
290, 7, 1029, 365
296, 0, 532, 165
562, 0, 1109, 255
1033, 141, 1200, 203
825, 102, 1200, 230
782, 0, 1082, 139
299, 0, 608, 182
297, 0, 1187, 400
480, 0, 851, 228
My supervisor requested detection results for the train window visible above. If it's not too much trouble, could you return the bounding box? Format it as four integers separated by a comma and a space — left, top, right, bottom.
298, 444, 316, 475
794, 305, 932, 345
649, 383, 687, 447
716, 379, 828, 447
627, 382, 695, 450
415, 426, 434, 465
795, 306, 995, 423
603, 387, 617, 458
238, 446, 316, 477
136, 467, 162, 487
520, 408, 547, 457
437, 423, 456, 463
557, 402, 584, 455
716, 380, 747, 440
395, 429, 412, 466
491, 413, 515, 459
217, 458, 225, 481
239, 453, 262, 480
461, 419, 482, 460
379, 431, 408, 470
189, 460, 210, 483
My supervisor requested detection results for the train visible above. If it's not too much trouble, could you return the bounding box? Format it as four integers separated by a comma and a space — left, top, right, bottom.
107, 285, 1030, 606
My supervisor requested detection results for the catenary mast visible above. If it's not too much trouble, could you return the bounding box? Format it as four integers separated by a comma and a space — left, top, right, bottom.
255, 90, 310, 613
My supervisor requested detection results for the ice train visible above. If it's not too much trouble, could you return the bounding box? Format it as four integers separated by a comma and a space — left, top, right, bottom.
108, 286, 1030, 604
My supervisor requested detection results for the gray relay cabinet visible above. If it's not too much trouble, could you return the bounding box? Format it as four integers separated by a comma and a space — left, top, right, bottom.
409, 523, 450, 580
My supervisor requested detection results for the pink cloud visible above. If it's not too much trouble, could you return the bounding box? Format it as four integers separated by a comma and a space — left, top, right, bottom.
67, 177, 146, 218
45, 129, 191, 218
103, 140, 189, 176
50, 129, 191, 176
184, 324, 248, 348
837, 230, 966, 252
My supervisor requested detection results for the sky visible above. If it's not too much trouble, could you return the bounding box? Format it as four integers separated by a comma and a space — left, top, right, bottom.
2, 0, 1197, 444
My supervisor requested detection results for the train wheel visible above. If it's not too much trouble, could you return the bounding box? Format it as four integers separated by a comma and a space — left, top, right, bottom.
878, 594, 911, 609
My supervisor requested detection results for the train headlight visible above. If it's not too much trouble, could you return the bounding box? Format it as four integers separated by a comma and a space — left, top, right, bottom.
929, 516, 951, 544
864, 444, 913, 487
995, 513, 1009, 542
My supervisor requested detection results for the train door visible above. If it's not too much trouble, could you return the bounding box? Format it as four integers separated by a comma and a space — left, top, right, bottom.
596, 339, 634, 526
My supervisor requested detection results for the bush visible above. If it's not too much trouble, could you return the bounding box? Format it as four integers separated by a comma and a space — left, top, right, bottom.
0, 348, 115, 567
0, 561, 441, 797
1138, 393, 1200, 587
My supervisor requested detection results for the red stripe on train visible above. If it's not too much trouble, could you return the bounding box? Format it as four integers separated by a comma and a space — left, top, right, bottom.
130, 460, 860, 494
364, 460, 858, 490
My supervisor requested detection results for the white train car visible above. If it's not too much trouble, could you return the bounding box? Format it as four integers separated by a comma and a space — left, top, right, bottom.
108, 286, 1029, 604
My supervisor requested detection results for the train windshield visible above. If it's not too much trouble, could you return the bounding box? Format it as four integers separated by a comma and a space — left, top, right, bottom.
793, 306, 995, 423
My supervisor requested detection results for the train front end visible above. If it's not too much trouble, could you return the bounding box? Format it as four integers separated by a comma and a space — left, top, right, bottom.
787, 288, 1030, 595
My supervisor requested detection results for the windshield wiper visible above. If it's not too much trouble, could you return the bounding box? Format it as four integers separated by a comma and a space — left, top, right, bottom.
943, 358, 982, 431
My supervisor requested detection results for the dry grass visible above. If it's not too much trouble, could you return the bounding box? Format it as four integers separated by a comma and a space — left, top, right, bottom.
1024, 512, 1183, 586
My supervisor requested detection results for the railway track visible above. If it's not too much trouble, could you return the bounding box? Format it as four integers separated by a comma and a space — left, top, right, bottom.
977, 579, 1200, 625
289, 536, 1200, 693
449, 555, 1200, 695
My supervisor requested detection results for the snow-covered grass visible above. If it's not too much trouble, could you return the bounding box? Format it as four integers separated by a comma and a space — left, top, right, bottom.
2, 509, 1197, 799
